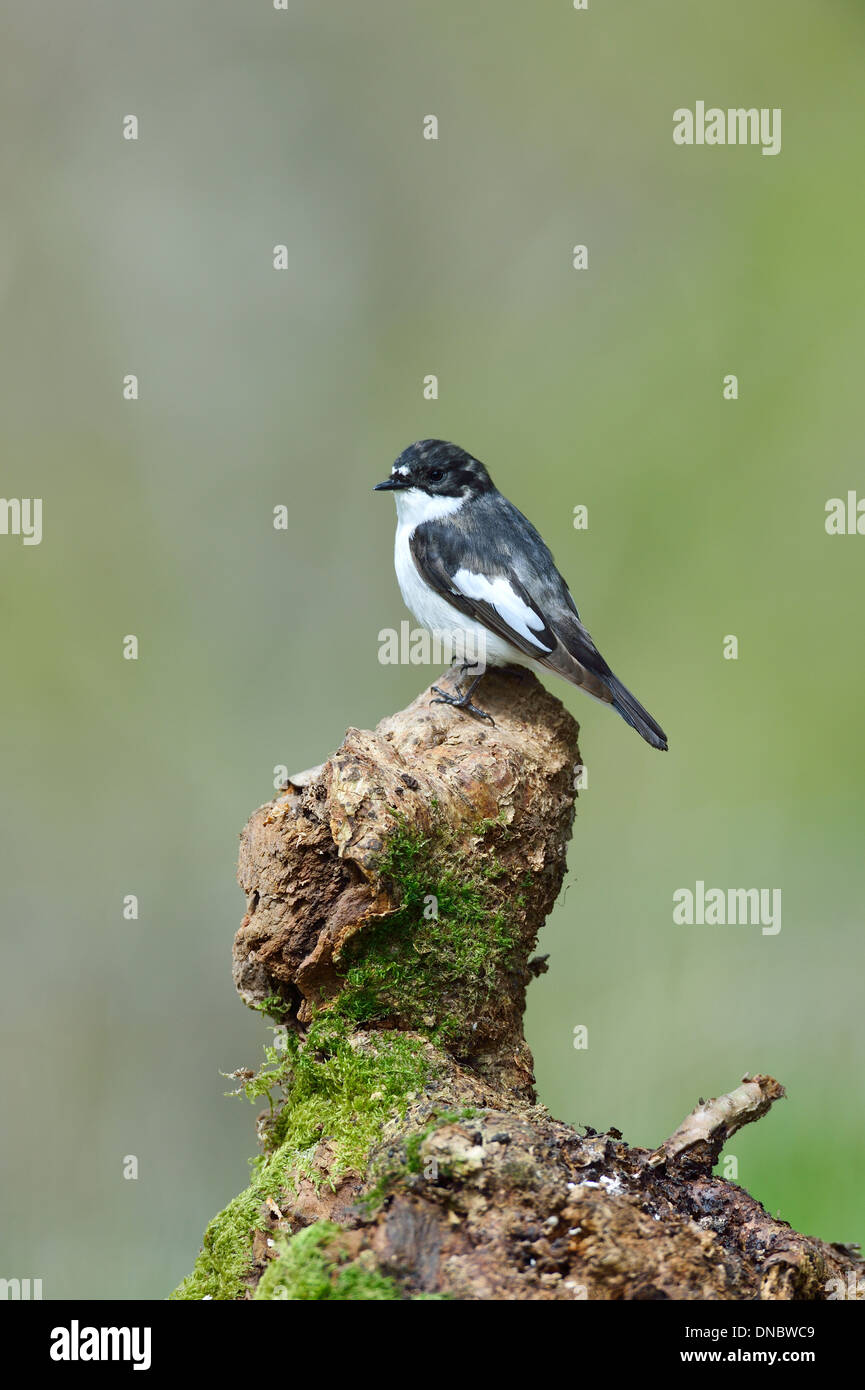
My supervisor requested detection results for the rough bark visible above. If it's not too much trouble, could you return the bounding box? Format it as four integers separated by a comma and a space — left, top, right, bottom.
178, 670, 863, 1301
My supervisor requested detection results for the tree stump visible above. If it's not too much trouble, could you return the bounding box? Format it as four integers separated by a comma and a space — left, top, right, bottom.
172, 671, 864, 1301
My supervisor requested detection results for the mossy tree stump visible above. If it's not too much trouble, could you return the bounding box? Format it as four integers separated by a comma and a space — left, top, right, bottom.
172, 672, 864, 1301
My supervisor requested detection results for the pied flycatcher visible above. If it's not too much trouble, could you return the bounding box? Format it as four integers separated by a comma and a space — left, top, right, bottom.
374, 439, 668, 750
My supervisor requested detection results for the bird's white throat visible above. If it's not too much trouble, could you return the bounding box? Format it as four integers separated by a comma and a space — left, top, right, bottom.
393, 487, 466, 532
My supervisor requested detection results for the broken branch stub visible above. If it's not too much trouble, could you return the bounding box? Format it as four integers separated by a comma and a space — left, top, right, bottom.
652, 1074, 788, 1171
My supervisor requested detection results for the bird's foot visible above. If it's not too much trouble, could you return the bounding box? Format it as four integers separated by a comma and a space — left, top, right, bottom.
430, 672, 495, 725
430, 685, 495, 724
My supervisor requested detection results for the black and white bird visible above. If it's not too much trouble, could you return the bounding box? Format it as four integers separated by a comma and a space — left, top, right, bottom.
374, 439, 668, 751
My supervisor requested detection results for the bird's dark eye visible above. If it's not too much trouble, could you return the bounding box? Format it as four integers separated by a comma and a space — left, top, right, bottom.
428, 469, 444, 483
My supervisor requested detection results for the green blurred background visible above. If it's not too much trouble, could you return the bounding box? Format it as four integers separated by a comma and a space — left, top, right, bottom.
1, 0, 863, 1299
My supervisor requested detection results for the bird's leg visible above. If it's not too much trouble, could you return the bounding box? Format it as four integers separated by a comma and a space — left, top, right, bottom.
430, 663, 495, 725
441, 659, 482, 687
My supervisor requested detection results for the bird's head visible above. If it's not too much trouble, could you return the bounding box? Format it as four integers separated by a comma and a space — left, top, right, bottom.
374, 440, 494, 503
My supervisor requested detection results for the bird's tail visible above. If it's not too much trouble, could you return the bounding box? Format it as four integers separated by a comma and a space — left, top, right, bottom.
605, 674, 668, 751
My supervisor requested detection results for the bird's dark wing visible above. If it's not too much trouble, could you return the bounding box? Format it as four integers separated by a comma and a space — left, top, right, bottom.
410, 499, 616, 704
410, 521, 559, 661
414, 493, 668, 748
410, 494, 668, 749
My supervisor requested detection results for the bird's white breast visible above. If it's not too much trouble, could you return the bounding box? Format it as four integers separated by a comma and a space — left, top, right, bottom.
392, 488, 532, 669
393, 490, 465, 634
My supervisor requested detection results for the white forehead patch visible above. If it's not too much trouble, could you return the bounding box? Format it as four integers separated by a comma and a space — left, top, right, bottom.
393, 464, 410, 477
451, 569, 552, 651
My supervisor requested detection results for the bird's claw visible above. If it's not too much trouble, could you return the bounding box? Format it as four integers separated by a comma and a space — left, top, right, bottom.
430, 685, 495, 725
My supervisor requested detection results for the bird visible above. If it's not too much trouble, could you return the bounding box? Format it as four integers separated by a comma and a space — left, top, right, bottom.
374, 439, 668, 751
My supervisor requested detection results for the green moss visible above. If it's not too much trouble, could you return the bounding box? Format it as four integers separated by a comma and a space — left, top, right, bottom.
252, 993, 290, 1021
253, 1221, 451, 1300
246, 1013, 428, 1163
253, 1222, 402, 1301
337, 812, 519, 1050
171, 1017, 428, 1301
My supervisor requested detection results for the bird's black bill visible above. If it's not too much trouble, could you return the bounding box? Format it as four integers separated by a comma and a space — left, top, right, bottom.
373, 478, 407, 491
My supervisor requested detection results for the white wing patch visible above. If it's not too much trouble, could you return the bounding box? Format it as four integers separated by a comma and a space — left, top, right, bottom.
451, 568, 553, 651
